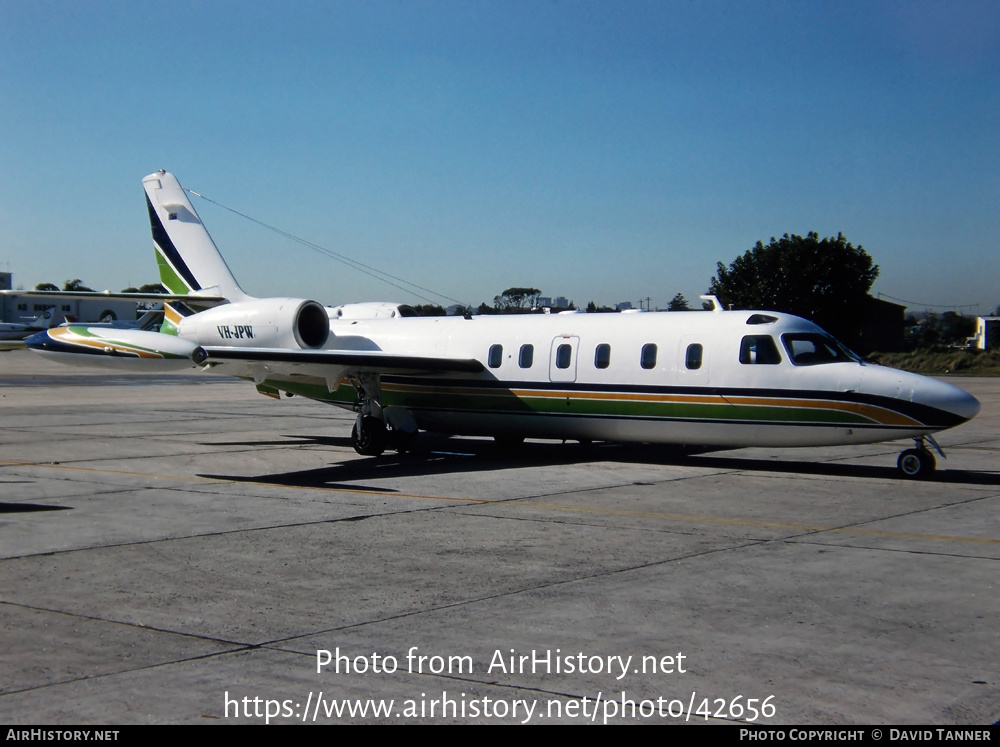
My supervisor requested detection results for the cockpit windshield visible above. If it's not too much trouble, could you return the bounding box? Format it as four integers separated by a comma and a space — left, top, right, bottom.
781, 334, 859, 366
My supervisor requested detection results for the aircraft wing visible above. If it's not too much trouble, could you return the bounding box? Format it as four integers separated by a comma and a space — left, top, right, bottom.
0, 290, 226, 302
197, 346, 484, 376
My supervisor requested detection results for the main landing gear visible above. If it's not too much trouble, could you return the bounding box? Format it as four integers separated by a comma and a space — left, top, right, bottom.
352, 414, 414, 457
352, 415, 388, 457
896, 436, 944, 479
349, 374, 414, 457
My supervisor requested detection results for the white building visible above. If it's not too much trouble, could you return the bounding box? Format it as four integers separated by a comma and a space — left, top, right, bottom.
971, 316, 1000, 350
1, 290, 142, 325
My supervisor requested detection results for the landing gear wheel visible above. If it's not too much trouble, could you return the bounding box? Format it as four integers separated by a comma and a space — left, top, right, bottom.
897, 448, 936, 479
352, 416, 387, 456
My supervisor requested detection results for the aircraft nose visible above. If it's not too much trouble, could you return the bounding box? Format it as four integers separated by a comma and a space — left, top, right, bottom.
944, 386, 981, 423
24, 330, 51, 351
911, 375, 980, 425
862, 367, 980, 429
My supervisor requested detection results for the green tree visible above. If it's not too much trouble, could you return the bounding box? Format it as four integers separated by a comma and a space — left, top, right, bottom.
911, 311, 974, 347
411, 304, 447, 316
493, 287, 541, 312
34, 282, 59, 291
62, 279, 95, 292
708, 232, 879, 345
667, 293, 691, 311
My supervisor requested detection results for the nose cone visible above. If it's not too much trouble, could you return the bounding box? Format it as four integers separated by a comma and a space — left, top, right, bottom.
905, 372, 981, 424
938, 382, 981, 423
24, 330, 53, 351
907, 372, 980, 427
861, 366, 980, 429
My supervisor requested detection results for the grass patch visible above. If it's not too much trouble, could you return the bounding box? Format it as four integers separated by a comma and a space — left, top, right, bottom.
868, 347, 1000, 376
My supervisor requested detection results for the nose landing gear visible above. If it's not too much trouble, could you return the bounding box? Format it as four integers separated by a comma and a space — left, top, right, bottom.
897, 435, 944, 479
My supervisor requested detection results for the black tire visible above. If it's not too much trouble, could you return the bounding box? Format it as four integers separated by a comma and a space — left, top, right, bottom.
897, 448, 936, 479
352, 416, 387, 456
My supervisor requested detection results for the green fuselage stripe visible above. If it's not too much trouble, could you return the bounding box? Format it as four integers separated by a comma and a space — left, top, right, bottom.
261, 377, 906, 428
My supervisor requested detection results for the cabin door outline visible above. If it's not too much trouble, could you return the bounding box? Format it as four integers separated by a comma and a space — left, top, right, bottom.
548, 335, 580, 383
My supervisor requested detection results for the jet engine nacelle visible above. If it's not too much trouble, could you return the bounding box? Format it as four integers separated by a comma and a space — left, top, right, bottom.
330, 302, 415, 320
177, 298, 330, 350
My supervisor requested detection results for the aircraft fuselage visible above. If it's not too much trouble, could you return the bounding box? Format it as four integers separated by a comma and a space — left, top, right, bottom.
218, 308, 978, 449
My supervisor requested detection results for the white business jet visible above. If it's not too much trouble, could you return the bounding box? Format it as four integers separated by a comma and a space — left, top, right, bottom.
0, 308, 63, 341
26, 171, 980, 479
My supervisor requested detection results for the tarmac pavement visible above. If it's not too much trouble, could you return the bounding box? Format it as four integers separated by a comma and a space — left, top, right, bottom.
1, 348, 997, 724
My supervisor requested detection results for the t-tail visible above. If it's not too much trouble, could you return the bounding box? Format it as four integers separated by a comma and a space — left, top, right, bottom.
143, 171, 249, 303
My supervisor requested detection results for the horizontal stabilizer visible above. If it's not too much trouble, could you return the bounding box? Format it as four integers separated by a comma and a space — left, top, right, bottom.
0, 289, 225, 303
25, 326, 203, 371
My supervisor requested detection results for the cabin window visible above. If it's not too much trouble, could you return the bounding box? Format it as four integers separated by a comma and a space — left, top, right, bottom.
640, 343, 657, 370
519, 344, 534, 368
685, 343, 703, 370
739, 335, 782, 365
781, 334, 856, 366
555, 343, 572, 369
594, 343, 611, 369
16, 304, 26, 311
488, 344, 503, 368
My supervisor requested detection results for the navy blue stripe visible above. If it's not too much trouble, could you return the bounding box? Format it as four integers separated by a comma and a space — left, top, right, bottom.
147, 195, 202, 292
24, 332, 141, 358
405, 406, 922, 431
379, 376, 964, 429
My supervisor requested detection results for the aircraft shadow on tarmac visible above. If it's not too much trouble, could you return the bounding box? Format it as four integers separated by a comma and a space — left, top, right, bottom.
198, 435, 1000, 490
0, 502, 72, 514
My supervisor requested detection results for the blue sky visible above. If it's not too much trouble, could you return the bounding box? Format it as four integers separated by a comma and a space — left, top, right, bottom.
2, 0, 998, 313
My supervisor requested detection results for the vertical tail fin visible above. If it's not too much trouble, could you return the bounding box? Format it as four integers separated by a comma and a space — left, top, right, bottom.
143, 171, 249, 302
159, 302, 186, 336
43, 308, 65, 329
30, 308, 65, 330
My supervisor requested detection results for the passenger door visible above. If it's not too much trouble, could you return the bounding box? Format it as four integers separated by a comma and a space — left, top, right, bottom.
548, 336, 580, 383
